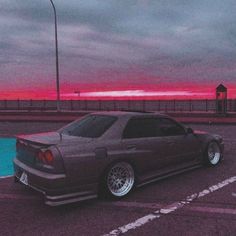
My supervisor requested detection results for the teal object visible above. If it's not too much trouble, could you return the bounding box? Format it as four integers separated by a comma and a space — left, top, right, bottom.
0, 138, 16, 177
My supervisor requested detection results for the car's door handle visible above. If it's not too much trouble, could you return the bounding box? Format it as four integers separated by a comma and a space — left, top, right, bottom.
127, 145, 136, 150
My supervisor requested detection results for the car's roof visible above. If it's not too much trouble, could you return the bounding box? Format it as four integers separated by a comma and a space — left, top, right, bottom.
89, 110, 169, 118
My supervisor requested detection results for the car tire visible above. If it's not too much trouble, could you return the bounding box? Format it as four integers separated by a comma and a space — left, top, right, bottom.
204, 141, 222, 166
104, 162, 135, 199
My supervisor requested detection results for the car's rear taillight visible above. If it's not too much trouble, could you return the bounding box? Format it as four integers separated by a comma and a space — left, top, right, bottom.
37, 150, 54, 165
44, 150, 54, 164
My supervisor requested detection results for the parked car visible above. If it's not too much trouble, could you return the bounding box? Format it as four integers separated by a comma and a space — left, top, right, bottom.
13, 111, 224, 206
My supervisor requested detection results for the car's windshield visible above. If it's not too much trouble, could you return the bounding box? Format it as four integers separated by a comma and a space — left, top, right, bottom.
58, 115, 117, 138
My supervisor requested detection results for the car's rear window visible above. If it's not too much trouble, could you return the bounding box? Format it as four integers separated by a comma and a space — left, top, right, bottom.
59, 115, 117, 138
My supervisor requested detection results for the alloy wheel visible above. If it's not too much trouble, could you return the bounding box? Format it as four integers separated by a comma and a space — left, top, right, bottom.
107, 162, 134, 197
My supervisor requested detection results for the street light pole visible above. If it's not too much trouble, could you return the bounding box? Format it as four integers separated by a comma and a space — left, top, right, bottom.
49, 0, 60, 112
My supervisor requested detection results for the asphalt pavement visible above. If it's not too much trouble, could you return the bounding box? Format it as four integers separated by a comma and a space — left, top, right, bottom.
0, 123, 236, 235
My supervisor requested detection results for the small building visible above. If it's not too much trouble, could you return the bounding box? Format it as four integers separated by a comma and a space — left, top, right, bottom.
216, 84, 227, 114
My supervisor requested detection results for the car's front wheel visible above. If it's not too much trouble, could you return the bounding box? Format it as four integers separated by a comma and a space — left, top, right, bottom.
105, 162, 135, 198
205, 141, 222, 166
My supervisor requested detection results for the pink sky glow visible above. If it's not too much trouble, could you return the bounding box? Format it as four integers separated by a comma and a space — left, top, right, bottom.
1, 1, 236, 100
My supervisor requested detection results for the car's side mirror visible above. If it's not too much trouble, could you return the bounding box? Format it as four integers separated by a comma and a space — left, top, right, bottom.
186, 127, 194, 134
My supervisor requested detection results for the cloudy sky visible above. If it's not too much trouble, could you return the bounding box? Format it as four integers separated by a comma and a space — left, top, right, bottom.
1, 0, 236, 99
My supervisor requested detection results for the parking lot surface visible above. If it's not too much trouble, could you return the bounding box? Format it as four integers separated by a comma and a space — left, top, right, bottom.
0, 122, 236, 236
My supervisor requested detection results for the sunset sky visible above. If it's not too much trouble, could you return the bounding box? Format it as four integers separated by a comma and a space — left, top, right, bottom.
1, 0, 236, 99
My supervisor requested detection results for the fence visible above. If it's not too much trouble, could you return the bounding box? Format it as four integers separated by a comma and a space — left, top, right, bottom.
0, 99, 236, 112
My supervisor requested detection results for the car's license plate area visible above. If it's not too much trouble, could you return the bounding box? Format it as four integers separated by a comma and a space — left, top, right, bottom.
19, 172, 28, 186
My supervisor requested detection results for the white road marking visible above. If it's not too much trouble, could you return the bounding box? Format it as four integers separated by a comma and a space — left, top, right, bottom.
232, 192, 236, 197
103, 176, 236, 236
0, 175, 13, 179
102, 200, 236, 216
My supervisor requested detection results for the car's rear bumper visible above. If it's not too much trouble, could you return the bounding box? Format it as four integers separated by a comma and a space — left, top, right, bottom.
13, 158, 98, 206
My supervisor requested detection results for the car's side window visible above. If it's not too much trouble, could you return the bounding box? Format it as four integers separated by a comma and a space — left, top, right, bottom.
158, 118, 186, 136
123, 118, 157, 139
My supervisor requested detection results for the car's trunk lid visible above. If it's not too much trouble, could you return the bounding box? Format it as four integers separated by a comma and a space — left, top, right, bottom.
17, 132, 93, 146
17, 132, 64, 146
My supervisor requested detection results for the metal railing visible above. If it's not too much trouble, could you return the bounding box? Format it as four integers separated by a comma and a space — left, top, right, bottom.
0, 99, 236, 113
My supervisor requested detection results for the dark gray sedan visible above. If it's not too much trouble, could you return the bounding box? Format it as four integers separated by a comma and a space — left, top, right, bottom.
13, 111, 224, 206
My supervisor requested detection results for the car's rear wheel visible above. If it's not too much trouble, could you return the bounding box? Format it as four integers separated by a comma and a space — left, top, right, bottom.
205, 141, 222, 166
105, 162, 135, 198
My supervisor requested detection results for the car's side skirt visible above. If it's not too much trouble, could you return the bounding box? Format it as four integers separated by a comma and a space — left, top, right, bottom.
136, 163, 203, 188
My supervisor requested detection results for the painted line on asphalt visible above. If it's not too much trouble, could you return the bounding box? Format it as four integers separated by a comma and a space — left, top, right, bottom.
103, 200, 236, 216
103, 176, 236, 236
232, 192, 236, 197
0, 175, 13, 179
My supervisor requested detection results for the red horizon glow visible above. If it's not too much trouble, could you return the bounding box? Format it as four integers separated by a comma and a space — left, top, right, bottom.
0, 83, 235, 100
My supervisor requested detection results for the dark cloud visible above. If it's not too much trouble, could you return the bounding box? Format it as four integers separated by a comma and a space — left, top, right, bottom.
1, 0, 236, 92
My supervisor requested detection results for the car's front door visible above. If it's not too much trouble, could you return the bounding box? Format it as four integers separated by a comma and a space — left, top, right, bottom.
121, 117, 170, 177
156, 117, 201, 168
